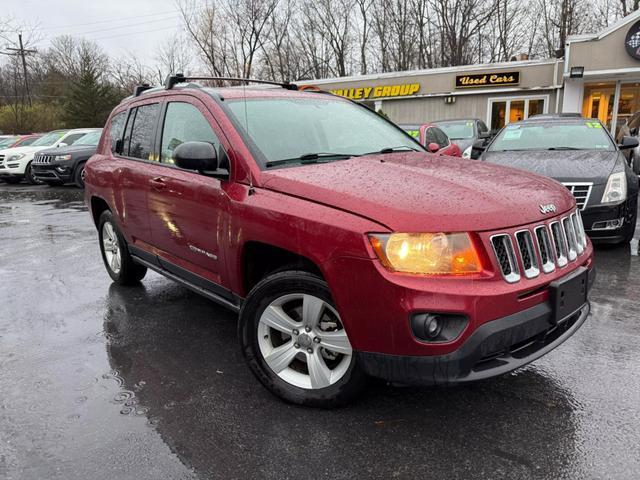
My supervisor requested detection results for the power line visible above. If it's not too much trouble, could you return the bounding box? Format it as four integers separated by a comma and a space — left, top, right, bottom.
40, 15, 180, 40
38, 9, 182, 31
88, 25, 180, 41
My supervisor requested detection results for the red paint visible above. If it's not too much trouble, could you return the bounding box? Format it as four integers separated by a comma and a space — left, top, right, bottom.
85, 87, 593, 358
417, 123, 462, 157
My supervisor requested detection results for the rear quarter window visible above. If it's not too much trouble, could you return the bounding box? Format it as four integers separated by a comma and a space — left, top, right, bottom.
108, 112, 126, 153
123, 103, 160, 160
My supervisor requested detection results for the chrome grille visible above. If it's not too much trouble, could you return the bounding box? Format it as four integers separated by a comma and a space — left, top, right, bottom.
515, 230, 540, 279
491, 235, 520, 283
534, 226, 556, 273
491, 211, 587, 283
562, 183, 592, 210
0, 154, 4, 167
34, 154, 54, 164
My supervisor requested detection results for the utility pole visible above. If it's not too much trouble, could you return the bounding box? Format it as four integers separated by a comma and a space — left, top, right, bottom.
1, 34, 37, 107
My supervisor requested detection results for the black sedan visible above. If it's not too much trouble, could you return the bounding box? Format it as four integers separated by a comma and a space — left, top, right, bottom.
476, 116, 639, 244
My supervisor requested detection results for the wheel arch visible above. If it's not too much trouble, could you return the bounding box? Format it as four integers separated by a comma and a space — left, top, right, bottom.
90, 196, 111, 227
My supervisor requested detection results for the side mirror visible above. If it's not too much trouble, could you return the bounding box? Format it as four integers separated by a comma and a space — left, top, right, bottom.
427, 142, 440, 153
174, 141, 219, 172
478, 132, 491, 140
618, 136, 639, 150
472, 139, 487, 151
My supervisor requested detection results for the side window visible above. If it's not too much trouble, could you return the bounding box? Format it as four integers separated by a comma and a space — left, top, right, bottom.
424, 128, 438, 146
109, 112, 126, 153
160, 102, 221, 165
62, 133, 86, 146
433, 127, 449, 147
127, 103, 160, 160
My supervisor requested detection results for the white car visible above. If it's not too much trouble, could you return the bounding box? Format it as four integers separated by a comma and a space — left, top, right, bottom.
0, 128, 99, 184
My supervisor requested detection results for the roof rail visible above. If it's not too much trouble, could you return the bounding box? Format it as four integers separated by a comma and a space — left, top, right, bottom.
164, 73, 298, 91
133, 84, 152, 97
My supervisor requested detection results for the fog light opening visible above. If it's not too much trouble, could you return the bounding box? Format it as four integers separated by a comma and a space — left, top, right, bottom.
425, 315, 443, 339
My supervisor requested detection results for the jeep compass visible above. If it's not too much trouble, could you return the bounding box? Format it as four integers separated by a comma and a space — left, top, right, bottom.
85, 75, 594, 407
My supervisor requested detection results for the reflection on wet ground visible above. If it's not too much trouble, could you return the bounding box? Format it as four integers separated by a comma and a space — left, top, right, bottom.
1, 184, 639, 479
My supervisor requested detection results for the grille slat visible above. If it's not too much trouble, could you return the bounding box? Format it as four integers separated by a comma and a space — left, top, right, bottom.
562, 217, 578, 261
34, 154, 54, 164
534, 226, 556, 274
491, 235, 521, 283
515, 230, 540, 279
562, 183, 593, 210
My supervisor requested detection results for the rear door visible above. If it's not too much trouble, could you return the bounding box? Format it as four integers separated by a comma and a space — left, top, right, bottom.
146, 97, 232, 294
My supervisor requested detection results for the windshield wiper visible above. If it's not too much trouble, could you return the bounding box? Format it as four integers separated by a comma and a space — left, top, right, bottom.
360, 145, 420, 157
546, 147, 582, 151
266, 153, 354, 168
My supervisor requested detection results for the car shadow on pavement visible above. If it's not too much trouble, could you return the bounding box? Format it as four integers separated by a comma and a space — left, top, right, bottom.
102, 282, 582, 480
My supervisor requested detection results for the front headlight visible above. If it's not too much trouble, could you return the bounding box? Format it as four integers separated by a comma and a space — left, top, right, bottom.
462, 146, 472, 158
368, 232, 483, 275
601, 172, 627, 204
55, 154, 72, 161
8, 153, 25, 161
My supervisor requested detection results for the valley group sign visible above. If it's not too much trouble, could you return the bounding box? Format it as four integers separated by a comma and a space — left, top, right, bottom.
329, 83, 420, 100
455, 71, 520, 88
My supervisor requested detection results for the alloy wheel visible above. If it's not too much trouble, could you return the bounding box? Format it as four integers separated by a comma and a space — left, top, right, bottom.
257, 293, 353, 389
102, 221, 122, 274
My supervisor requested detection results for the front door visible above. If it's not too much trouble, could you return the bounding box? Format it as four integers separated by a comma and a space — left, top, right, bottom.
147, 99, 231, 293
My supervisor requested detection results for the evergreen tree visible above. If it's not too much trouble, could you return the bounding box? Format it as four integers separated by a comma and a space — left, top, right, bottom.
62, 66, 119, 128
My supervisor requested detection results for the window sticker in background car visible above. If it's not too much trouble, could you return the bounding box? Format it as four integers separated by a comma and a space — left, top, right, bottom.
503, 127, 522, 140
586, 122, 603, 129
405, 130, 420, 139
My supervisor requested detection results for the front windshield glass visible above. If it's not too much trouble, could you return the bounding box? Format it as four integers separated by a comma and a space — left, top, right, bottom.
436, 121, 475, 140
489, 121, 615, 152
32, 131, 66, 147
74, 131, 102, 146
226, 97, 423, 167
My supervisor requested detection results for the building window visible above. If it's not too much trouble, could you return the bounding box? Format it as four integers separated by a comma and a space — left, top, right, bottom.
582, 83, 616, 131
488, 96, 548, 130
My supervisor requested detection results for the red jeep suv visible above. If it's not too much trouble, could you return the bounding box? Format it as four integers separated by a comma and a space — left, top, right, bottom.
85, 75, 594, 407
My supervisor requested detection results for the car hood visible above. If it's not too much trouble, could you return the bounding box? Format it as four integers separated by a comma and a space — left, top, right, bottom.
481, 149, 620, 185
36, 145, 97, 156
0, 145, 46, 156
260, 152, 575, 232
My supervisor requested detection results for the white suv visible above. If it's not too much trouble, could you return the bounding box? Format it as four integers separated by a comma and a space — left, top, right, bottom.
0, 128, 99, 184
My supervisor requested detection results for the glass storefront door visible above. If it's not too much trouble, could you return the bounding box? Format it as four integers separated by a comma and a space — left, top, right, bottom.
582, 83, 616, 130
488, 96, 548, 130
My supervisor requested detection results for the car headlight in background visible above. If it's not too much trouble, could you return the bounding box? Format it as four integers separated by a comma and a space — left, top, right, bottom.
7, 153, 26, 162
55, 154, 72, 161
462, 146, 472, 158
368, 232, 482, 275
601, 172, 627, 204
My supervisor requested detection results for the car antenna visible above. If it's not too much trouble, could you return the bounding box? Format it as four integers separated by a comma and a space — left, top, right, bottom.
242, 78, 255, 196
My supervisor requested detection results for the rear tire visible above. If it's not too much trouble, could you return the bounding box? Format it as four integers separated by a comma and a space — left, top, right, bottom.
239, 271, 367, 408
74, 162, 86, 189
98, 210, 147, 285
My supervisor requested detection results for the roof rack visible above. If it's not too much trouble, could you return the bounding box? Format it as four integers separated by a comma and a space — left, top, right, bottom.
133, 84, 152, 97
164, 73, 298, 91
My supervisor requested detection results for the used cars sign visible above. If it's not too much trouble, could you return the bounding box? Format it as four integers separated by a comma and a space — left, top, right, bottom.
455, 71, 520, 88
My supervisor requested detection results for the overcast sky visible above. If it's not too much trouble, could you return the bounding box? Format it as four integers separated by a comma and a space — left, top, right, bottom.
6, 0, 183, 59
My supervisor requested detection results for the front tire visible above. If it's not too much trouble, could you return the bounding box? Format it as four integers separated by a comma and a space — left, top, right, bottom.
98, 210, 147, 285
239, 271, 366, 407
621, 196, 638, 244
24, 162, 42, 185
74, 162, 86, 189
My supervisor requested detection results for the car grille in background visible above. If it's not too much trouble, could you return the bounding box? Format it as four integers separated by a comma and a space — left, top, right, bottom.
34, 154, 54, 164
491, 211, 587, 283
0, 155, 4, 168
562, 183, 592, 210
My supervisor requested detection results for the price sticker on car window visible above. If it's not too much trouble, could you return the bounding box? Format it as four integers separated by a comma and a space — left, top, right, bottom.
503, 129, 522, 140
586, 122, 602, 129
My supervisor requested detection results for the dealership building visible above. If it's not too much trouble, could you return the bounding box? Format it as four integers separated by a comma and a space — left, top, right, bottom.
303, 10, 640, 136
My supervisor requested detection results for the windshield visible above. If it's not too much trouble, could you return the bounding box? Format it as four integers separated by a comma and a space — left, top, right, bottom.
0, 137, 18, 148
489, 121, 615, 152
32, 131, 66, 147
226, 97, 423, 167
435, 121, 475, 140
74, 131, 102, 146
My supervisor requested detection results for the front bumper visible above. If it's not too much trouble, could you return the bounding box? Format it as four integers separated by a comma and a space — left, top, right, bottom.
358, 294, 591, 386
582, 200, 634, 242
32, 163, 73, 183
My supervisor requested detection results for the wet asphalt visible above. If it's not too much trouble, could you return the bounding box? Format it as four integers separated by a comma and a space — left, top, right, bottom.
0, 184, 639, 480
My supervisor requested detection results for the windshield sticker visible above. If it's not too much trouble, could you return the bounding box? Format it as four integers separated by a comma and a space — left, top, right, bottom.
503, 129, 522, 140
505, 124, 520, 130
586, 122, 602, 129
405, 130, 420, 139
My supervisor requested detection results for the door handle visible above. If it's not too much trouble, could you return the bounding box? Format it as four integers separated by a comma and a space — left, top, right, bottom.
149, 177, 167, 191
